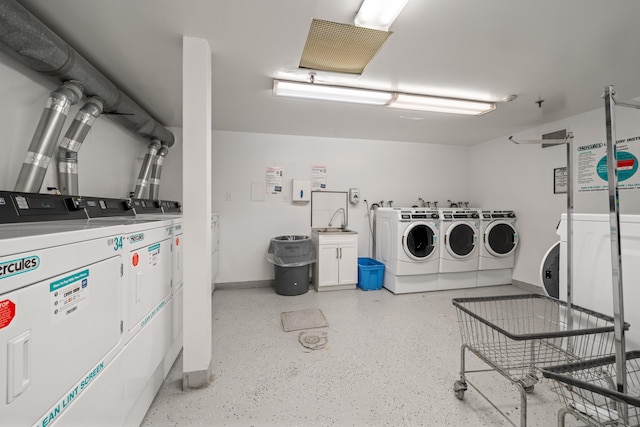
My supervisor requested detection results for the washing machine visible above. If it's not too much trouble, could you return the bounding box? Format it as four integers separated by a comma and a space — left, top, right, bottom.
0, 191, 126, 426
375, 207, 440, 294
557, 213, 640, 350
477, 210, 518, 286
438, 208, 480, 290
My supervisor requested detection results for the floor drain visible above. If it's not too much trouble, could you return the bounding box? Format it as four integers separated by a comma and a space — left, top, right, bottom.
298, 331, 328, 350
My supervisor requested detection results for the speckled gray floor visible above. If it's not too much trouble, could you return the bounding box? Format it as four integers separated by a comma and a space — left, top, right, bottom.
141, 285, 583, 426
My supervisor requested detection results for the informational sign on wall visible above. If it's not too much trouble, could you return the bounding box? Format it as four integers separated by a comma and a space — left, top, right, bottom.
577, 135, 640, 192
266, 167, 283, 194
311, 165, 326, 190
554, 167, 567, 194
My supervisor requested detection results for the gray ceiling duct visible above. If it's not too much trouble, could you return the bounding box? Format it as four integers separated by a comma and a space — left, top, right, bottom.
0, 0, 175, 147
57, 97, 104, 195
149, 143, 169, 200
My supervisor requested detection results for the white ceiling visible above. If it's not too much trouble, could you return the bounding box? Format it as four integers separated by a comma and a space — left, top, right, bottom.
17, 0, 640, 146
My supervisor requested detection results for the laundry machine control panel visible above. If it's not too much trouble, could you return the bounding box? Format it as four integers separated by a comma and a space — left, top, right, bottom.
482, 210, 516, 220
0, 191, 88, 223
399, 209, 440, 221
441, 210, 480, 220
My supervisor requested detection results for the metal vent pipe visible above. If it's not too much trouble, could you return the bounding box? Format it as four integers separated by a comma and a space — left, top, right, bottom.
133, 139, 162, 199
149, 143, 169, 200
57, 97, 103, 195
0, 0, 174, 148
14, 81, 83, 193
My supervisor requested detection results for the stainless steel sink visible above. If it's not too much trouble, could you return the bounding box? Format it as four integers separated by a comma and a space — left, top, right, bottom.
313, 228, 357, 234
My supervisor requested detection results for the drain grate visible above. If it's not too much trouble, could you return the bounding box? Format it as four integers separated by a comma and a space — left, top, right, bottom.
298, 331, 328, 350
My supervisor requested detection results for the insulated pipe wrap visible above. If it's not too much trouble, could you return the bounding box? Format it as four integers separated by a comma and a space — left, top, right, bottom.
0, 0, 174, 147
57, 97, 103, 195
14, 81, 83, 193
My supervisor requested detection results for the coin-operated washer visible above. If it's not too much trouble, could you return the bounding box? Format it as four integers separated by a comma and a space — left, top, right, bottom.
477, 210, 518, 287
0, 191, 125, 427
437, 209, 480, 290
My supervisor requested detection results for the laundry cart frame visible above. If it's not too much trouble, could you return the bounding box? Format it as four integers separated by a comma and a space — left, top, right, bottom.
539, 86, 640, 426
542, 351, 640, 426
452, 293, 621, 427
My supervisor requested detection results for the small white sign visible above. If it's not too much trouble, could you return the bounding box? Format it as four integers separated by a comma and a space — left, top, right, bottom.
266, 167, 283, 194
311, 165, 327, 190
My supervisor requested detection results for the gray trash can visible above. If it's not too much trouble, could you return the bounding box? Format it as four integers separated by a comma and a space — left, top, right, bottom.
267, 235, 316, 296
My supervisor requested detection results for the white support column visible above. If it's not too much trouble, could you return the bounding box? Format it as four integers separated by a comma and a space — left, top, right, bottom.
182, 36, 212, 390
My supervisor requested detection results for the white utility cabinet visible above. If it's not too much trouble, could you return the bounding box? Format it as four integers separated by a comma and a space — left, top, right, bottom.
311, 230, 358, 291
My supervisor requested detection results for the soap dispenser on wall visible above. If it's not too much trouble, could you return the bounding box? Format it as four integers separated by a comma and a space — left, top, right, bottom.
349, 188, 360, 205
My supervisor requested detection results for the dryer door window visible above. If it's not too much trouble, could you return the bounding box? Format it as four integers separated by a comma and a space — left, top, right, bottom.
445, 222, 477, 258
402, 222, 436, 261
485, 222, 518, 257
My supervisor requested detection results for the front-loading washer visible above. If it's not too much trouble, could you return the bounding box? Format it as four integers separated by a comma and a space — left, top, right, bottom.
477, 210, 518, 286
375, 207, 440, 294
438, 208, 480, 290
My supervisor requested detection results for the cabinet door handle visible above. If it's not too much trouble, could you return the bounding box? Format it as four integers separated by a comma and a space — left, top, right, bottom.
336, 248, 339, 259
339, 247, 342, 258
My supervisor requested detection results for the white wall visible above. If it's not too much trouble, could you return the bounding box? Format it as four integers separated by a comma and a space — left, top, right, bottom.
470, 103, 640, 288
0, 52, 182, 201
211, 130, 470, 284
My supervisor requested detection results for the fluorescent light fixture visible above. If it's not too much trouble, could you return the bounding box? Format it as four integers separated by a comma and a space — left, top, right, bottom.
355, 0, 409, 31
273, 79, 393, 106
272, 79, 497, 115
389, 93, 496, 116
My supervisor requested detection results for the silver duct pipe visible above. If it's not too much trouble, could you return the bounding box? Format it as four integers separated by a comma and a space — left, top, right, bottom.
57, 97, 103, 195
149, 143, 169, 200
14, 81, 83, 193
0, 0, 174, 147
133, 139, 162, 199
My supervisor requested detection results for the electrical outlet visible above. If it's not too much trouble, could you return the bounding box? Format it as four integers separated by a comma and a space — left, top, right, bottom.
226, 192, 232, 201
283, 193, 289, 202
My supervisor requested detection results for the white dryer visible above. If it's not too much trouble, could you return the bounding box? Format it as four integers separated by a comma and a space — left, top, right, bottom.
57, 196, 175, 426
0, 191, 125, 426
375, 207, 440, 294
438, 209, 480, 290
557, 213, 640, 350
477, 210, 518, 287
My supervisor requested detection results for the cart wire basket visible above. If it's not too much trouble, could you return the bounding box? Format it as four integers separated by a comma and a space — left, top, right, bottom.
542, 351, 640, 426
452, 294, 624, 426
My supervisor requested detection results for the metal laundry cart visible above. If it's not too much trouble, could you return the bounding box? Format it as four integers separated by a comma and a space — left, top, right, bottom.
539, 86, 640, 426
453, 294, 620, 426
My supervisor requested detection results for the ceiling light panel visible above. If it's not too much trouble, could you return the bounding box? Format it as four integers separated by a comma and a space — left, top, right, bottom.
389, 94, 496, 116
273, 80, 393, 106
355, 0, 409, 31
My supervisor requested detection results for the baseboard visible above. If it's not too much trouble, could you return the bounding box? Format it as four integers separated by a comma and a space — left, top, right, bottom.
215, 280, 275, 290
512, 279, 545, 295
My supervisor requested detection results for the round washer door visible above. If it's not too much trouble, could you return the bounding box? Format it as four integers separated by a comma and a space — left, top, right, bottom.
444, 221, 477, 259
402, 222, 437, 261
484, 221, 518, 257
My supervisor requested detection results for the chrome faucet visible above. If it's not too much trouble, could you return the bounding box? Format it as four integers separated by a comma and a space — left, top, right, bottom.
328, 208, 346, 229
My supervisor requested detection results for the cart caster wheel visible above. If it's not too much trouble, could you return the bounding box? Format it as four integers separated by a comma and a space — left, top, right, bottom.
524, 385, 535, 393
453, 380, 467, 400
